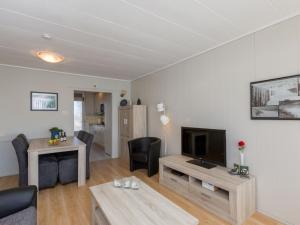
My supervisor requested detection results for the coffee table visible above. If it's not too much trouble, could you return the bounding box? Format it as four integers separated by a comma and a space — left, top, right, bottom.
90, 176, 198, 225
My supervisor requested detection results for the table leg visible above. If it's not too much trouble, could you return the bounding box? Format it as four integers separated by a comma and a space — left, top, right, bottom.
78, 145, 86, 186
91, 196, 97, 225
28, 152, 39, 190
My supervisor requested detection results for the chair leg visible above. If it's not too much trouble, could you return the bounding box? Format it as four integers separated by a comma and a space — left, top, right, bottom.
147, 159, 159, 177
130, 159, 134, 172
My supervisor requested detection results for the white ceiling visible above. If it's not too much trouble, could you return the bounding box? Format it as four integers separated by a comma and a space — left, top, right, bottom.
0, 0, 300, 80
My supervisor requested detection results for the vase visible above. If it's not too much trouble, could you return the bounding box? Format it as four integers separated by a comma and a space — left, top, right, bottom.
240, 152, 245, 166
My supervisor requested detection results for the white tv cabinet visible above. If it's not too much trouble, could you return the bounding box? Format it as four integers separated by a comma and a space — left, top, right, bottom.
159, 155, 256, 225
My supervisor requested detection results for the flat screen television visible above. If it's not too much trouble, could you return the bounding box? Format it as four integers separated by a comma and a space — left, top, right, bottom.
181, 127, 226, 168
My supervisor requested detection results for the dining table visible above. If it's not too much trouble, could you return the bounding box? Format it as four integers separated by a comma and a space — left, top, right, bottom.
28, 136, 86, 190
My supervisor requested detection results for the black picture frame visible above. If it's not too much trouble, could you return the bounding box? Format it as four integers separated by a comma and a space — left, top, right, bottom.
250, 74, 300, 120
30, 91, 58, 111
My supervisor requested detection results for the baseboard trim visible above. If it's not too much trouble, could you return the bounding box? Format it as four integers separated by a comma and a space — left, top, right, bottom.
257, 209, 293, 225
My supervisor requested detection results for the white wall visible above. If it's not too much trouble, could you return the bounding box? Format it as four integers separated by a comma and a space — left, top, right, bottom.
0, 65, 130, 176
132, 16, 300, 225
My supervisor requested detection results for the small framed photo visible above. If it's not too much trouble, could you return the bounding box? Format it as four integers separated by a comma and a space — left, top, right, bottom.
229, 163, 240, 175
31, 92, 58, 111
239, 166, 249, 178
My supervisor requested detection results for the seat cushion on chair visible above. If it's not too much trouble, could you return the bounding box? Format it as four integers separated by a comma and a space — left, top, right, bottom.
0, 206, 36, 225
58, 157, 78, 184
40, 154, 57, 161
132, 153, 148, 162
56, 151, 77, 160
38, 157, 58, 189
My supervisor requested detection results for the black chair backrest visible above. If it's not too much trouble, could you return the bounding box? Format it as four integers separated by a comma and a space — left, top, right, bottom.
77, 130, 94, 157
77, 131, 94, 178
83, 132, 94, 154
12, 136, 28, 171
129, 137, 161, 153
77, 130, 85, 141
148, 137, 161, 144
17, 134, 29, 149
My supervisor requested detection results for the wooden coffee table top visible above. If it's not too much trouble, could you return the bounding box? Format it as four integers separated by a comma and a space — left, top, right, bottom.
90, 176, 199, 225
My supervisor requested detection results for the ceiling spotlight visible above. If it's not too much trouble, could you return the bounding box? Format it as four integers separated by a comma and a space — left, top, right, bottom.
41, 33, 52, 40
36, 51, 64, 63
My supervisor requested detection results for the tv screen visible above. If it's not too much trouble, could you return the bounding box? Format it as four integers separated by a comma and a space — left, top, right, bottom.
181, 127, 226, 167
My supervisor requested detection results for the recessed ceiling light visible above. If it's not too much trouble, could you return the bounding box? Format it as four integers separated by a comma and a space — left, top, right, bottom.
36, 51, 64, 63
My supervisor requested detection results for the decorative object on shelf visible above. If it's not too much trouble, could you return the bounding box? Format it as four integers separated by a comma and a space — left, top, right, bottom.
120, 99, 128, 106
50, 127, 60, 140
251, 74, 300, 120
48, 139, 60, 145
229, 163, 250, 178
229, 163, 240, 175
202, 181, 218, 192
137, 98, 142, 105
130, 180, 140, 190
112, 178, 140, 190
123, 178, 131, 189
49, 127, 66, 145
120, 90, 127, 98
157, 102, 170, 156
31, 91, 58, 111
238, 140, 246, 166
113, 179, 122, 188
239, 165, 250, 178
100, 104, 105, 115
60, 131, 67, 142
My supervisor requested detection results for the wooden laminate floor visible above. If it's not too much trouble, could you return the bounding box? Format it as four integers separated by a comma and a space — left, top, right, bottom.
0, 159, 282, 225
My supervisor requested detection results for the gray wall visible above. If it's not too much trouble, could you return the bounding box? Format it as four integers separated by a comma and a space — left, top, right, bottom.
132, 16, 300, 225
0, 65, 130, 176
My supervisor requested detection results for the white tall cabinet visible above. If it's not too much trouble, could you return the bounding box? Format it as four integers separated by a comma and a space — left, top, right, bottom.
119, 105, 147, 161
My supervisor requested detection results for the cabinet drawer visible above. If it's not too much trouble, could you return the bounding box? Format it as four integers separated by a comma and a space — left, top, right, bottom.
189, 183, 230, 214
162, 172, 189, 194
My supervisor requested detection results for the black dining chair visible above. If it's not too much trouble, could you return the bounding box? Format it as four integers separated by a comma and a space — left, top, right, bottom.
12, 134, 58, 189
57, 131, 94, 184
128, 137, 161, 177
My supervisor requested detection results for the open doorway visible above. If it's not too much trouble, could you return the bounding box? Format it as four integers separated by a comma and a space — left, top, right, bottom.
74, 91, 112, 161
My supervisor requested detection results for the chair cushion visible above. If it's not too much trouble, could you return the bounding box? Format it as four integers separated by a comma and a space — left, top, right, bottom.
58, 157, 78, 184
132, 152, 148, 162
0, 207, 36, 225
38, 157, 58, 189
39, 154, 57, 162
56, 151, 77, 160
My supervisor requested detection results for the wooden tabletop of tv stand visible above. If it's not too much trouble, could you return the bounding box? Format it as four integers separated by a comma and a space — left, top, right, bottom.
159, 155, 254, 190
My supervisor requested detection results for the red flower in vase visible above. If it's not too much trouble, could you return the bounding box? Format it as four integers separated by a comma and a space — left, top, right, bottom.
238, 140, 246, 151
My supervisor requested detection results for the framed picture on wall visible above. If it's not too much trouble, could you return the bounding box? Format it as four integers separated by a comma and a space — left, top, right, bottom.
31, 92, 58, 111
250, 74, 300, 120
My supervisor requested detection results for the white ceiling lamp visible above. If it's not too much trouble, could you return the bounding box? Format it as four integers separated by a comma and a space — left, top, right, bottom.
36, 51, 64, 63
